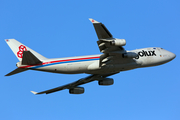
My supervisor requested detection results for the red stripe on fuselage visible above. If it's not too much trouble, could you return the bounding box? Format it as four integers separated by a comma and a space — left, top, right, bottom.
19, 56, 100, 68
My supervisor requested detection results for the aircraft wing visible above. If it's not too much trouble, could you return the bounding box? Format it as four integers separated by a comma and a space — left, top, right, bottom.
31, 74, 101, 95
89, 19, 113, 39
89, 18, 128, 67
31, 73, 118, 95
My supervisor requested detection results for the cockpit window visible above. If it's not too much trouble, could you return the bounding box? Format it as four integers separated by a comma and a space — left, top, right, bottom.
153, 48, 156, 49
161, 48, 163, 49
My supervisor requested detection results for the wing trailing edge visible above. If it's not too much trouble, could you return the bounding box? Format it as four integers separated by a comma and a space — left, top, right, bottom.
30, 73, 119, 95
30, 74, 101, 95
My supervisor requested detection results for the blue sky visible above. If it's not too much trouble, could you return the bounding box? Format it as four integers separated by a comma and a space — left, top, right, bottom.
0, 0, 179, 120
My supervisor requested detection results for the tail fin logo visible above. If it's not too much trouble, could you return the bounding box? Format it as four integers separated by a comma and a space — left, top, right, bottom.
17, 45, 27, 58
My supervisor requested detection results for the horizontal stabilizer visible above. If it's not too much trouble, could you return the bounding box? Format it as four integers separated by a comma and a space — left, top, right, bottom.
22, 51, 42, 65
5, 68, 28, 76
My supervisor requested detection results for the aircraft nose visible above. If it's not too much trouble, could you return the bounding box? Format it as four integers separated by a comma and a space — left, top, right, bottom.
170, 52, 176, 60
165, 50, 176, 61
161, 50, 176, 63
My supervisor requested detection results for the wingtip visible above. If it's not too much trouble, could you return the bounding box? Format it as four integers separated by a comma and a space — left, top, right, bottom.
31, 91, 38, 95
89, 18, 100, 23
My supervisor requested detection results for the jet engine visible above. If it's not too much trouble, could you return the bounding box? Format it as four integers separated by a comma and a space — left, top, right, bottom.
69, 87, 84, 94
98, 78, 114, 86
110, 39, 126, 46
122, 52, 138, 58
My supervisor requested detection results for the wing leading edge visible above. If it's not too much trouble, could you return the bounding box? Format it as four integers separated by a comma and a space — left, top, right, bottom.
89, 18, 127, 67
89, 18, 113, 39
31, 72, 119, 95
31, 74, 101, 95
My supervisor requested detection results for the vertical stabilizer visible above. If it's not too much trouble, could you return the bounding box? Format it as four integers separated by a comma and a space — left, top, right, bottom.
5, 39, 47, 61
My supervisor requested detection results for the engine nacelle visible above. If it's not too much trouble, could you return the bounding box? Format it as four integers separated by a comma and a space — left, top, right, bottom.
123, 52, 138, 58
110, 39, 126, 46
69, 87, 84, 94
98, 78, 114, 86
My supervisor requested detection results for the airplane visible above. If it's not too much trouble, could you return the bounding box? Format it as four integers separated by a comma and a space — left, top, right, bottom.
5, 19, 176, 95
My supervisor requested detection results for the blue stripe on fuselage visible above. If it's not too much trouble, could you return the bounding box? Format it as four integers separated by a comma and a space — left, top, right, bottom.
30, 58, 99, 69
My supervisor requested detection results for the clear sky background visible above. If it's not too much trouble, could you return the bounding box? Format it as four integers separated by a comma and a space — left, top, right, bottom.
0, 0, 179, 120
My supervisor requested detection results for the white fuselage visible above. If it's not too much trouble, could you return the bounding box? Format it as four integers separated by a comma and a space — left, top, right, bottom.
18, 47, 175, 75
